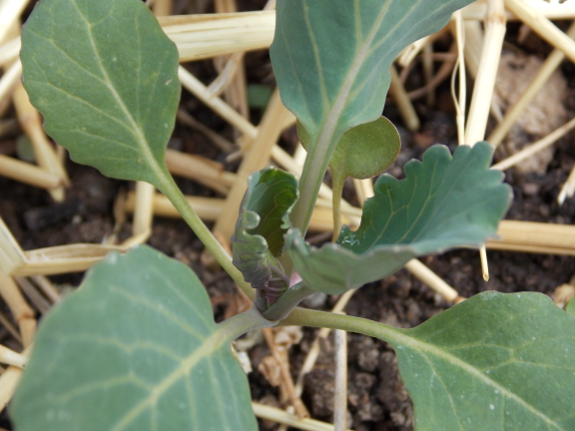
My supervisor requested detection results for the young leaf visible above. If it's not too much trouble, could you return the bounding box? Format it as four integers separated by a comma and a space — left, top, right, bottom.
298, 117, 401, 181
330, 116, 400, 181
392, 291, 575, 430
232, 167, 298, 302
20, 0, 179, 187
286, 142, 512, 294
11, 246, 259, 431
299, 116, 400, 240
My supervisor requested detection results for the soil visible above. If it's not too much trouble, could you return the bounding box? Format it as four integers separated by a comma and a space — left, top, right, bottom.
1, 3, 575, 431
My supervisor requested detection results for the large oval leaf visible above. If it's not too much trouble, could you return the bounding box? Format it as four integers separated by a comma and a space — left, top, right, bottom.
271, 0, 474, 147
393, 291, 575, 430
286, 142, 512, 294
285, 291, 575, 430
11, 246, 257, 431
20, 0, 180, 187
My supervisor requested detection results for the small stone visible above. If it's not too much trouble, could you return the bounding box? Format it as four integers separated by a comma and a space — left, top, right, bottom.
522, 183, 539, 195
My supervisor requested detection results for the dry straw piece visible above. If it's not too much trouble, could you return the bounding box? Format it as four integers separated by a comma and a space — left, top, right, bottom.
334, 326, 348, 431
262, 327, 309, 419
487, 220, 575, 256
489, 22, 575, 147
0, 59, 20, 107
0, 37, 19, 67
0, 217, 126, 277
123, 192, 355, 232
389, 65, 420, 131
165, 148, 235, 193
465, 0, 506, 147
252, 402, 355, 431
13, 83, 69, 202
492, 116, 575, 172
159, 11, 274, 61
152, 0, 172, 17
0, 13, 273, 66
0, 345, 31, 411
461, 1, 575, 21
0, 344, 26, 369
14, 277, 50, 314
558, 164, 575, 205
131, 181, 155, 238
0, 154, 63, 190
212, 0, 249, 119
176, 108, 237, 153
0, 269, 35, 348
397, 34, 434, 68
0, 0, 28, 43
504, 0, 575, 64
462, 0, 507, 282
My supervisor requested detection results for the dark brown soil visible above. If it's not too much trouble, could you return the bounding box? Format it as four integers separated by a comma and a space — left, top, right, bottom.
2, 2, 575, 431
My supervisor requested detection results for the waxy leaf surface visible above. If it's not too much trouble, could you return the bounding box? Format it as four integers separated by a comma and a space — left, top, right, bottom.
20, 0, 179, 187
271, 0, 474, 149
391, 291, 575, 430
11, 246, 257, 431
567, 298, 575, 317
286, 142, 512, 294
232, 168, 298, 299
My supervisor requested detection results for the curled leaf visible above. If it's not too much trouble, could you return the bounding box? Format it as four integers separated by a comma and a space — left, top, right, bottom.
231, 167, 299, 302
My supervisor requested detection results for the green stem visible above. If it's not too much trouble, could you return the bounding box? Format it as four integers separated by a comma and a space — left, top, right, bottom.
331, 173, 345, 242
218, 305, 277, 343
290, 133, 335, 235
262, 282, 315, 321
279, 307, 407, 346
156, 169, 254, 301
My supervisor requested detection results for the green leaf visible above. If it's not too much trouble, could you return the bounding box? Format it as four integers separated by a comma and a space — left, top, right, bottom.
232, 167, 298, 302
11, 246, 258, 431
567, 297, 575, 317
286, 142, 512, 294
271, 0, 474, 149
272, 0, 476, 234
20, 0, 180, 187
298, 116, 400, 180
391, 291, 575, 430
283, 292, 575, 430
330, 116, 400, 181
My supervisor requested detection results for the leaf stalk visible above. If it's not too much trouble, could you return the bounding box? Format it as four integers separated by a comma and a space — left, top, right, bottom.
280, 307, 404, 345
157, 170, 255, 300
290, 134, 334, 235
262, 282, 316, 321
218, 305, 277, 343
